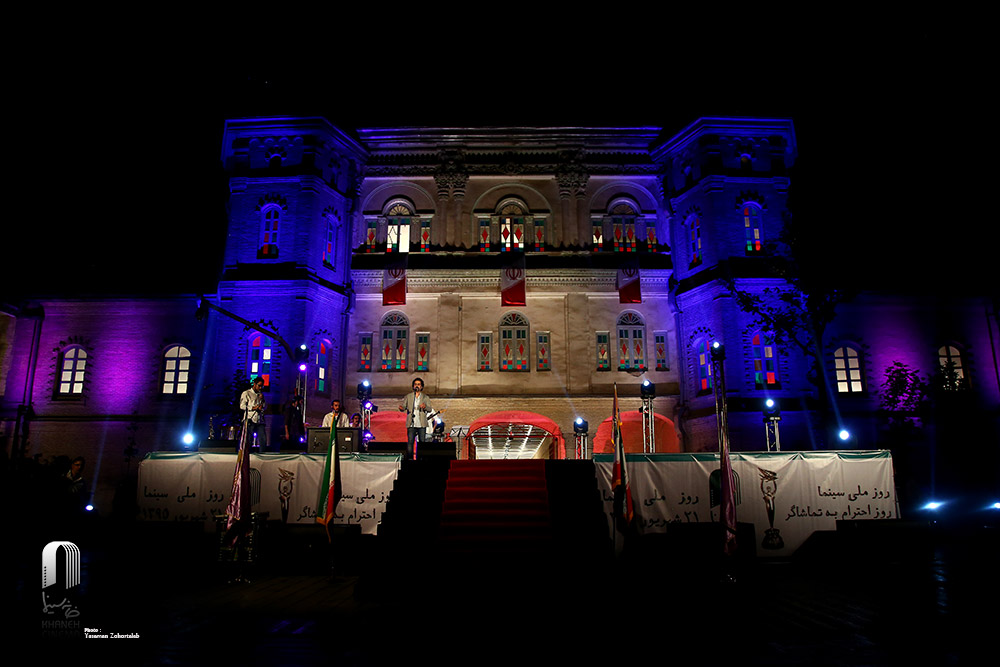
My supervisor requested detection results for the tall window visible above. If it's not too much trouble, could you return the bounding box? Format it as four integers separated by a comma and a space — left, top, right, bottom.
323, 217, 338, 268
162, 345, 191, 395
478, 333, 493, 371
359, 333, 373, 372
315, 339, 331, 394
688, 215, 702, 268
938, 345, 967, 390
596, 332, 611, 371
248, 334, 272, 389
617, 312, 646, 370
380, 312, 408, 371
531, 219, 545, 251
743, 204, 763, 254
260, 206, 280, 257
418, 218, 431, 252
365, 219, 378, 253
386, 202, 413, 253
696, 339, 713, 393
536, 332, 551, 371
415, 333, 430, 372
751, 331, 779, 389
593, 220, 604, 252
654, 332, 669, 371
58, 346, 87, 395
834, 346, 864, 393
499, 312, 529, 371
479, 218, 492, 252
610, 203, 637, 253
499, 202, 526, 252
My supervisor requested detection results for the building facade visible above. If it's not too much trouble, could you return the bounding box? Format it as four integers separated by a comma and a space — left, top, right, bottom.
2, 116, 997, 514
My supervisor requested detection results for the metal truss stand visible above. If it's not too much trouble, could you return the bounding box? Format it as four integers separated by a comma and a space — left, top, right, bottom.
641, 397, 656, 453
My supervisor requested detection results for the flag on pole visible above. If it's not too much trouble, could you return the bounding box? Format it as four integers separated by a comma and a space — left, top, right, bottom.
316, 421, 342, 541
224, 421, 252, 546
720, 433, 738, 556
500, 254, 526, 306
616, 260, 642, 304
611, 383, 634, 534
382, 257, 407, 305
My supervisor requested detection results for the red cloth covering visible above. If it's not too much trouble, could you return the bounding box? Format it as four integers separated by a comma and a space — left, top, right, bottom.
463, 410, 566, 459
367, 410, 452, 444
592, 410, 679, 454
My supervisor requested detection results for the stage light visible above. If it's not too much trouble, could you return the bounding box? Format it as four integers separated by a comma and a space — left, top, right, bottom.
433, 417, 445, 435
85, 504, 94, 512
989, 502, 1000, 510
710, 341, 725, 361
640, 380, 656, 398
838, 429, 851, 441
362, 429, 375, 441
922, 501, 944, 511
358, 380, 372, 401
573, 417, 589, 435
763, 399, 780, 418
182, 432, 196, 446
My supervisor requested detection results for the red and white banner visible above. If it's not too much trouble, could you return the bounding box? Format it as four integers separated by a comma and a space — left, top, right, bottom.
617, 261, 641, 303
382, 259, 407, 305
501, 255, 526, 306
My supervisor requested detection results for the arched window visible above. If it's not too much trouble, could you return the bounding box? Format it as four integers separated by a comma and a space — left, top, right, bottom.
696, 339, 713, 393
938, 345, 967, 390
247, 334, 272, 389
385, 201, 413, 253
57, 346, 87, 396
260, 206, 280, 257
499, 201, 526, 252
751, 331, 779, 389
834, 346, 864, 394
743, 203, 763, 254
609, 202, 638, 253
380, 312, 409, 371
617, 312, 646, 371
162, 345, 191, 395
499, 312, 529, 371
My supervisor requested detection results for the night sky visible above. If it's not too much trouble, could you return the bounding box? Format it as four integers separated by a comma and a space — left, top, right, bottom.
8, 38, 986, 302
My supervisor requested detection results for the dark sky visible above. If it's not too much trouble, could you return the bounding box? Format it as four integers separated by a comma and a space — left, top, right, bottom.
8, 40, 985, 301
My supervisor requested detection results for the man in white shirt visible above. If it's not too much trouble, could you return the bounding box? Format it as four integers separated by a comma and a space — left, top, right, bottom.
322, 399, 350, 429
239, 377, 267, 449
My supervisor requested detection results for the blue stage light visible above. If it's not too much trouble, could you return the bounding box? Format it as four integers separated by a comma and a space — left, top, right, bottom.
182, 433, 196, 446
838, 429, 851, 441
85, 504, 94, 512
922, 501, 944, 511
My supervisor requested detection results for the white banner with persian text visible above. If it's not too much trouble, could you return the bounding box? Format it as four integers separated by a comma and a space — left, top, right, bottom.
595, 451, 897, 556
137, 452, 401, 535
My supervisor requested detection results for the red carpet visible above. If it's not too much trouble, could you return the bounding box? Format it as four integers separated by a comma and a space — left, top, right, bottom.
438, 460, 552, 557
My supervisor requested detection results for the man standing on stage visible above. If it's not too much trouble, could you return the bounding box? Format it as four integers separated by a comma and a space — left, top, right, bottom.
283, 394, 305, 447
398, 377, 432, 457
240, 376, 267, 450
322, 399, 350, 429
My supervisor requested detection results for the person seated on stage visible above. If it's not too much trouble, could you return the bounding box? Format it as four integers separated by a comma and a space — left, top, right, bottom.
322, 399, 350, 429
350, 413, 361, 428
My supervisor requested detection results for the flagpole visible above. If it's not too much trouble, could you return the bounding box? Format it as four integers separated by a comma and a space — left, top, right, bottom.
711, 342, 738, 570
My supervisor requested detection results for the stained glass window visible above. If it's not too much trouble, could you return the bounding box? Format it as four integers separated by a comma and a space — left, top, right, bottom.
58, 346, 87, 395
416, 333, 430, 372
261, 207, 279, 257
380, 313, 408, 371
689, 216, 702, 267
697, 339, 713, 392
419, 219, 431, 252
646, 224, 658, 252
617, 312, 646, 370
323, 218, 337, 267
596, 332, 610, 371
593, 222, 604, 251
359, 333, 372, 372
532, 219, 545, 251
365, 219, 378, 253
315, 339, 331, 394
162, 345, 191, 395
500, 312, 529, 371
479, 219, 491, 252
248, 334, 272, 389
752, 331, 779, 388
834, 346, 863, 393
744, 205, 763, 254
536, 332, 551, 371
500, 216, 524, 252
654, 332, 668, 371
479, 333, 493, 371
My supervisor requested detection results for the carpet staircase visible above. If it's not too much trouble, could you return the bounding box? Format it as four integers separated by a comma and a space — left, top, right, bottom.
438, 459, 553, 559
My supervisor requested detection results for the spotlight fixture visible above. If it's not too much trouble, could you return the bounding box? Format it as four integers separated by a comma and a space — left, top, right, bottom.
838, 429, 851, 441
182, 433, 196, 447
710, 341, 725, 361
362, 429, 375, 442
640, 379, 656, 398
573, 417, 589, 435
357, 380, 372, 401
763, 398, 780, 418
433, 417, 445, 436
